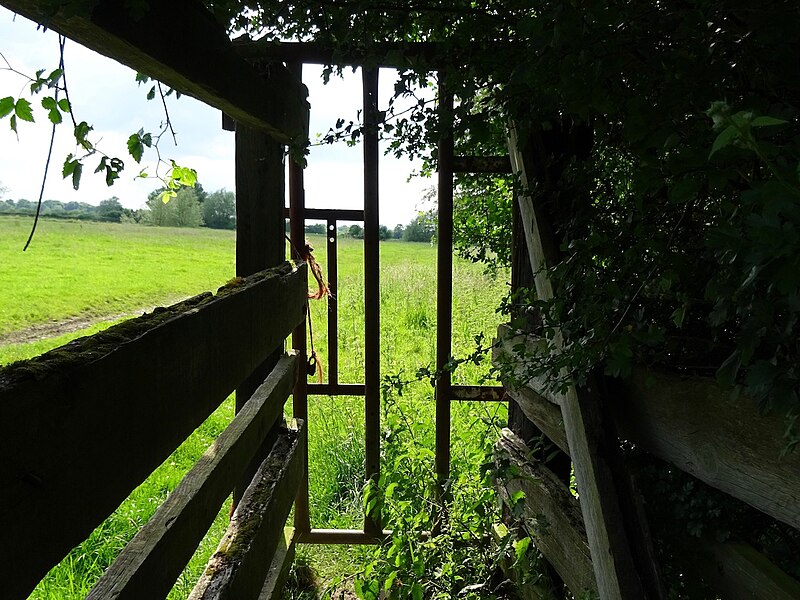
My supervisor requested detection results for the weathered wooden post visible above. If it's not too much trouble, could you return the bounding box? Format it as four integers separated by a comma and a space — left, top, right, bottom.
230, 61, 309, 507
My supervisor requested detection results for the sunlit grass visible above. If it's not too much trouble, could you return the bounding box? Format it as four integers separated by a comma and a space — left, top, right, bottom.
1, 223, 509, 598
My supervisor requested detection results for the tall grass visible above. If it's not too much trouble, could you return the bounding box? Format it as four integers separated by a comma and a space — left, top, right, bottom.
286, 236, 508, 594
1, 223, 508, 598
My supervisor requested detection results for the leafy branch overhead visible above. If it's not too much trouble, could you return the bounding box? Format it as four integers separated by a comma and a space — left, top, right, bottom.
0, 42, 193, 198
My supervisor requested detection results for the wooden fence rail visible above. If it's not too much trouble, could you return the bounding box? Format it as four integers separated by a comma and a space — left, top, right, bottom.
87, 354, 300, 599
0, 262, 306, 599
493, 325, 800, 598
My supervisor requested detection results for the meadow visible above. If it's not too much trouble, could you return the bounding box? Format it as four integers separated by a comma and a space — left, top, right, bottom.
0, 216, 509, 598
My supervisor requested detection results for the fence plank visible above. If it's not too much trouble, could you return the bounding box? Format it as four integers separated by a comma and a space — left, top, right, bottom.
495, 429, 597, 596
614, 368, 800, 530
190, 420, 306, 600
508, 126, 645, 598
87, 353, 298, 600
0, 262, 306, 599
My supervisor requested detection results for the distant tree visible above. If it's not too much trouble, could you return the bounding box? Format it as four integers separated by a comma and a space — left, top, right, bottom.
305, 223, 326, 234
378, 224, 391, 241
0, 180, 7, 199
348, 224, 364, 239
202, 189, 236, 229
171, 188, 204, 227
403, 212, 436, 243
144, 187, 203, 227
42, 200, 66, 217
393, 224, 405, 239
193, 182, 209, 204
98, 196, 124, 222
14, 199, 34, 214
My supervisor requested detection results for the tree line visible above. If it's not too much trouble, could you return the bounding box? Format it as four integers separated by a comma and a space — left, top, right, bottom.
0, 183, 236, 230
0, 179, 436, 241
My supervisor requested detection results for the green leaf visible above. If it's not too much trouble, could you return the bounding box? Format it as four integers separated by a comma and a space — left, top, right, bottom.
412, 582, 423, 600
671, 305, 687, 328
71, 162, 83, 190
0, 96, 14, 119
14, 98, 34, 123
709, 125, 738, 158
42, 96, 61, 124
9, 114, 17, 133
146, 85, 155, 101
57, 98, 71, 113
514, 536, 531, 561
751, 116, 787, 127
127, 133, 144, 163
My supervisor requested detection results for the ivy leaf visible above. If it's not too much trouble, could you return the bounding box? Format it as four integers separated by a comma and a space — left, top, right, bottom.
58, 98, 71, 113
146, 85, 155, 101
14, 98, 35, 123
709, 125, 738, 158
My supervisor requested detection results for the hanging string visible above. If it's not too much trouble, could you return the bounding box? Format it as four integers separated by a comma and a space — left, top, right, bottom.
286, 233, 327, 381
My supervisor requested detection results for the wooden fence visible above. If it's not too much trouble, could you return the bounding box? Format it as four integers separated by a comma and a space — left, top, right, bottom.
491, 127, 800, 599
0, 262, 307, 599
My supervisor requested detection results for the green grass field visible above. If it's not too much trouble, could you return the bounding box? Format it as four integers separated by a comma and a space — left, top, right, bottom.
0, 217, 508, 598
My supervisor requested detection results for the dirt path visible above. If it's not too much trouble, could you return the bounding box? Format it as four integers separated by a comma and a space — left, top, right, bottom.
0, 305, 166, 347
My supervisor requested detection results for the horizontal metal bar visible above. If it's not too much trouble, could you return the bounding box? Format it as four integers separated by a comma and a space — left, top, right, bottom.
453, 155, 512, 174
297, 529, 390, 545
307, 383, 366, 396
282, 207, 365, 222
450, 385, 506, 402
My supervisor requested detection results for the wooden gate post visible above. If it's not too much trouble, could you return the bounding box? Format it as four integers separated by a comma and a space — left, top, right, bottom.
232, 98, 291, 507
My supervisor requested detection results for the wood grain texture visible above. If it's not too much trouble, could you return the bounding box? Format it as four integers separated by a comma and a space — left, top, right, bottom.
495, 429, 597, 596
0, 262, 306, 599
613, 368, 800, 530
87, 353, 298, 600
0, 0, 308, 142
190, 421, 306, 600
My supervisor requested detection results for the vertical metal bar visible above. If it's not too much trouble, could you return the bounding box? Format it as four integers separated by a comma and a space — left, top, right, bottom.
287, 61, 311, 535
327, 218, 339, 386
435, 75, 454, 493
362, 67, 381, 534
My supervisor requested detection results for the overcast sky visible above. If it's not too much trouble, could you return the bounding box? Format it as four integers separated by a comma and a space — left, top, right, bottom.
0, 7, 432, 227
